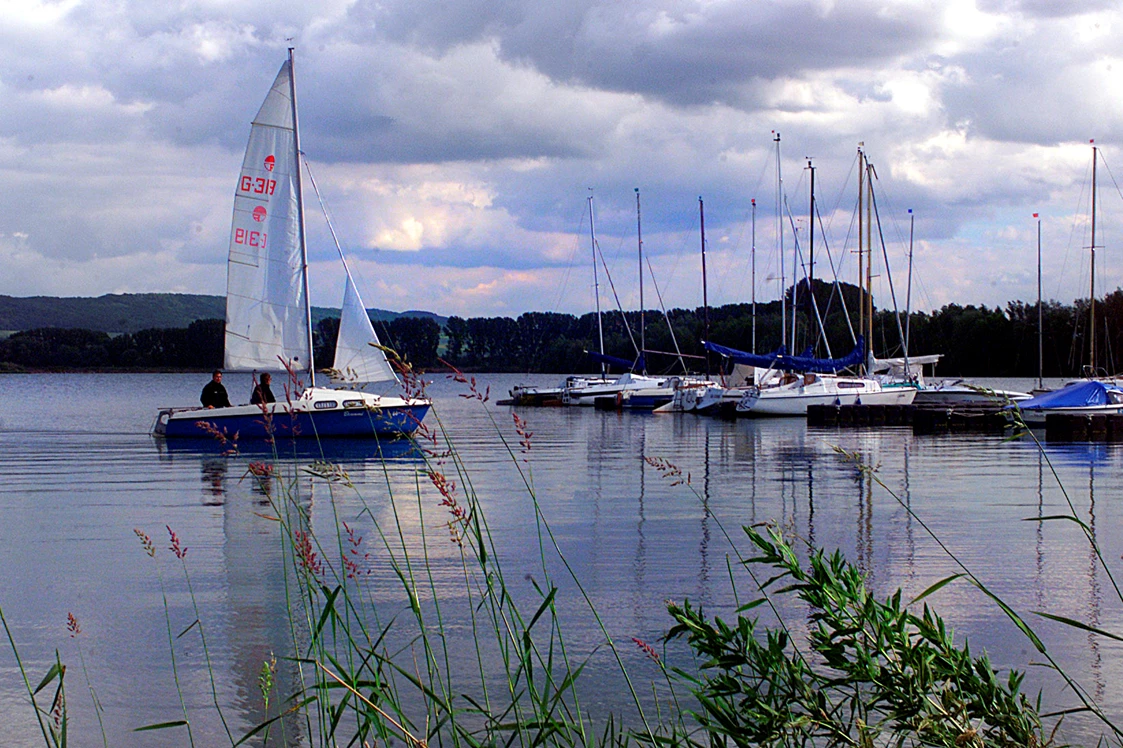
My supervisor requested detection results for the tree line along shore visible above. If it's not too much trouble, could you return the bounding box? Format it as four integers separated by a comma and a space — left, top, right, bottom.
1, 281, 1121, 377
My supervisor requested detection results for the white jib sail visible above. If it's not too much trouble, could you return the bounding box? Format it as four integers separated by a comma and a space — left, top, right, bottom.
331, 270, 399, 385
224, 60, 311, 372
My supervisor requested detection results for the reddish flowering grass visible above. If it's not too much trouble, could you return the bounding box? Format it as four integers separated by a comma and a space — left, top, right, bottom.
396, 357, 430, 402
513, 413, 533, 454
275, 358, 307, 437
246, 462, 276, 478
441, 360, 490, 403
67, 612, 81, 638
645, 456, 691, 487
167, 525, 187, 560
293, 530, 323, 577
631, 637, 660, 662
250, 373, 278, 439
134, 528, 155, 557
428, 470, 468, 545
279, 357, 306, 398
342, 522, 373, 580
196, 420, 240, 455
412, 418, 451, 460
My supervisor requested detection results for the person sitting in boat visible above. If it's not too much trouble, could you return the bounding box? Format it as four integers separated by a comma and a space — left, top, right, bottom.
250, 372, 275, 406
201, 370, 232, 409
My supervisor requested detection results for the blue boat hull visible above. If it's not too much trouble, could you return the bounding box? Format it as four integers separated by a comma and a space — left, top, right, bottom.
620, 393, 674, 410
160, 403, 430, 440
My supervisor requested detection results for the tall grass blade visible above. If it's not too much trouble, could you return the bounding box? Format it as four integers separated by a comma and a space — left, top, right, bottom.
1034, 612, 1123, 643
909, 573, 966, 605
134, 720, 189, 731
33, 663, 63, 695
175, 619, 200, 639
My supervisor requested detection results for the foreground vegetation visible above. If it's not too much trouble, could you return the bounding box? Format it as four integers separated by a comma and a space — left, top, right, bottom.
2, 373, 1120, 746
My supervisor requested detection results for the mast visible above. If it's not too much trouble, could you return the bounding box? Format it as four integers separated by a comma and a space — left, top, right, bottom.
857, 145, 865, 370
700, 196, 710, 376
288, 47, 315, 381
790, 163, 800, 353
751, 198, 757, 353
1090, 141, 1098, 374
636, 188, 645, 372
589, 191, 605, 377
865, 155, 874, 367
905, 208, 914, 357
1035, 212, 1042, 389
775, 131, 785, 349
807, 157, 815, 353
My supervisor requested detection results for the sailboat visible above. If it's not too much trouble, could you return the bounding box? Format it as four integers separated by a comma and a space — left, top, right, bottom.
154, 51, 430, 439
561, 192, 665, 406
1008, 142, 1123, 424
708, 151, 915, 417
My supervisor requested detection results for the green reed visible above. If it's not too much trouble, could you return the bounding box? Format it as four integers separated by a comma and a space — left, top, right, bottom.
68, 612, 108, 747
1, 604, 67, 746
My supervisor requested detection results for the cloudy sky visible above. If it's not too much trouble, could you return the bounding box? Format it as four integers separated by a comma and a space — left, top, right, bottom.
1, 0, 1121, 319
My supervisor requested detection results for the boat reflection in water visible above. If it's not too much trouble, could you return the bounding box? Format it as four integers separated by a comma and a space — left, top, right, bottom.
150, 433, 427, 742
157, 435, 423, 461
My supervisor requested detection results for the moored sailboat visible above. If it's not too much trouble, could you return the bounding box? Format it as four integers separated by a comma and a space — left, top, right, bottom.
1008, 380, 1123, 426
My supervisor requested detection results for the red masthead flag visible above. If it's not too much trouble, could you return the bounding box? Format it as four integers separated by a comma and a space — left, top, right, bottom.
1033, 213, 1039, 218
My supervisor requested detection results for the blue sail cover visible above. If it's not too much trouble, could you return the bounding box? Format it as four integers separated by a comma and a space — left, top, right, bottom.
704, 338, 865, 374
586, 350, 643, 372
703, 342, 787, 369
1014, 380, 1122, 410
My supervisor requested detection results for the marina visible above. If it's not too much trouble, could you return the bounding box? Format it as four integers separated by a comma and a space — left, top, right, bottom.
1, 371, 1122, 744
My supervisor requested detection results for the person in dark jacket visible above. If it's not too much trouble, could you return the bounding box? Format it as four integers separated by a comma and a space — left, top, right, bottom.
250, 372, 276, 406
201, 370, 232, 409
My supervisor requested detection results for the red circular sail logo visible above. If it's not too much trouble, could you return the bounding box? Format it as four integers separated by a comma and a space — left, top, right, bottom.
252, 206, 267, 222
264, 155, 275, 172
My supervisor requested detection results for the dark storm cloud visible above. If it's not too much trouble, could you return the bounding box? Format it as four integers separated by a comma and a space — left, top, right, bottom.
361, 0, 938, 109
499, 1, 933, 106
297, 47, 593, 164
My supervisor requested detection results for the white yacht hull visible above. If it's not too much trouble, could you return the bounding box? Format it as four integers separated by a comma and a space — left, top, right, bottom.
562, 373, 665, 406
737, 377, 916, 417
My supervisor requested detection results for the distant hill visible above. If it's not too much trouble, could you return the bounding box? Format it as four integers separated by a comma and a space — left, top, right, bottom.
0, 293, 446, 334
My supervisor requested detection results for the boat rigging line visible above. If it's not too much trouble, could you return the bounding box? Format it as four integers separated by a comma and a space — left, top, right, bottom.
644, 255, 690, 373
867, 161, 910, 369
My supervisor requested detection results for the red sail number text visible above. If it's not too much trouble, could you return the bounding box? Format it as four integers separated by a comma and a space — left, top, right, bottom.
240, 176, 277, 195
234, 229, 267, 248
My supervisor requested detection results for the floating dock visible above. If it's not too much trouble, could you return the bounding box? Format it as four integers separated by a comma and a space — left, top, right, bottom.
1041, 413, 1123, 442
807, 404, 1123, 442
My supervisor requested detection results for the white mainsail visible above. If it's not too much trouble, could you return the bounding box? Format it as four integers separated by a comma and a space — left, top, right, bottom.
224, 61, 311, 372
331, 270, 399, 384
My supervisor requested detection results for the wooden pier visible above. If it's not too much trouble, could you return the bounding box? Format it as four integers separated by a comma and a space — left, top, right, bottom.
1042, 413, 1123, 442
807, 404, 1123, 442
806, 404, 916, 428
807, 404, 1008, 434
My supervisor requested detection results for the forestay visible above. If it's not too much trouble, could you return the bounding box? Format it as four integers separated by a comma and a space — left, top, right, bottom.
224, 61, 311, 372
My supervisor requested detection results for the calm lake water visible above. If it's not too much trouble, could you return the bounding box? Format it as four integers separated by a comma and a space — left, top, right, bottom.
1, 372, 1122, 745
